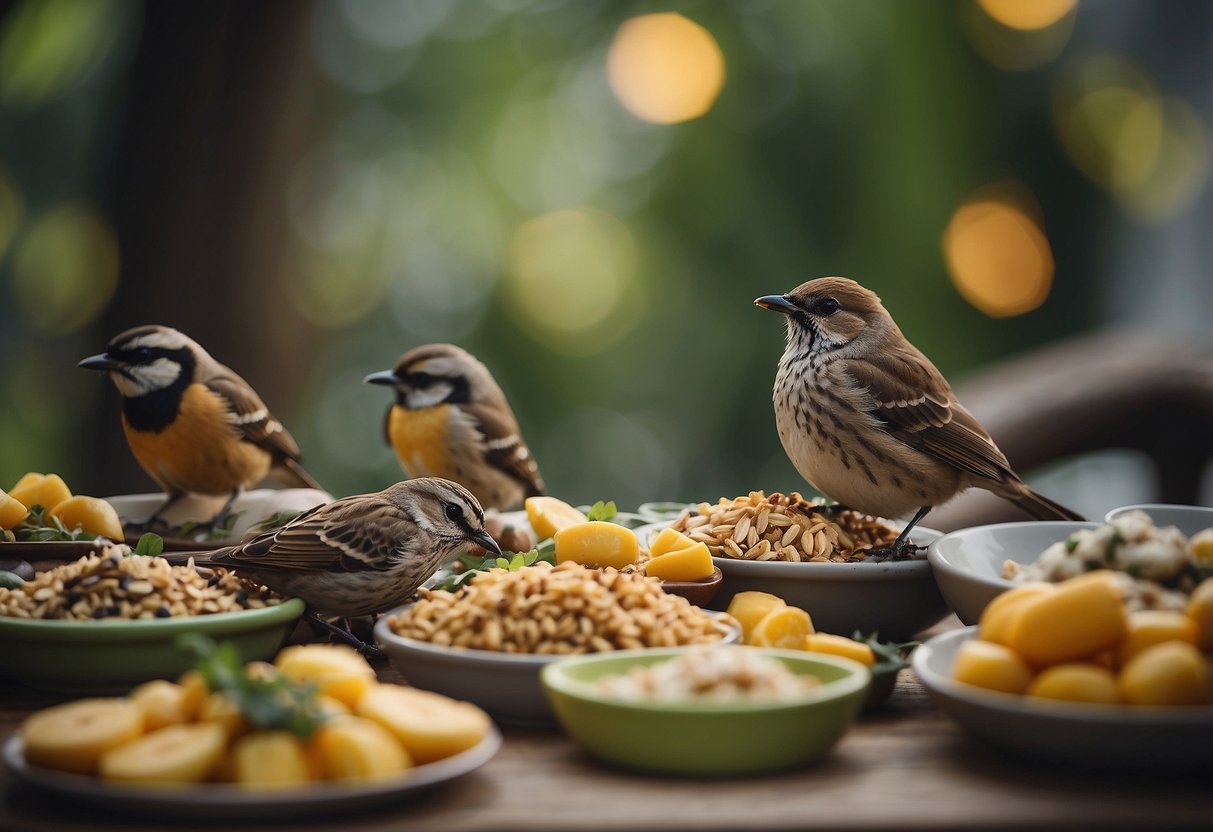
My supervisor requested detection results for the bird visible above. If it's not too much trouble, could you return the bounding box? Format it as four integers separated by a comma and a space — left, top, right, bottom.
364, 343, 545, 511
163, 478, 499, 653
755, 276, 1083, 555
79, 325, 323, 528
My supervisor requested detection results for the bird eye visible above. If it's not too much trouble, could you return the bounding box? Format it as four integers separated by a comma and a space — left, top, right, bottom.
444, 502, 464, 523
815, 297, 840, 316
129, 347, 152, 362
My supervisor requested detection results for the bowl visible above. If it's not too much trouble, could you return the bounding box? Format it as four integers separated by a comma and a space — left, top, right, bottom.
374, 608, 740, 725
106, 489, 332, 544
927, 521, 1099, 626
653, 566, 723, 607
541, 647, 870, 775
636, 523, 947, 640
0, 598, 305, 693
1104, 504, 1213, 537
913, 626, 1213, 768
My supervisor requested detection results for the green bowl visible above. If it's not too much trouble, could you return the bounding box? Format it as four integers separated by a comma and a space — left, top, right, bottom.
541, 647, 870, 775
0, 599, 305, 694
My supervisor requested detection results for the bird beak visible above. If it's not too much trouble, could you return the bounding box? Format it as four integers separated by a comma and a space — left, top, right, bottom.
470, 528, 502, 556
78, 353, 124, 372
363, 370, 400, 387
754, 294, 799, 315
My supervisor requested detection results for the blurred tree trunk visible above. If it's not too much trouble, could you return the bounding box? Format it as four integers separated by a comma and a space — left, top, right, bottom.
87, 0, 318, 495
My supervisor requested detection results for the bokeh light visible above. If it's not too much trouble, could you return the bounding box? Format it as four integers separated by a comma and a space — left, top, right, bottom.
965, 0, 1076, 71
0, 0, 125, 106
506, 209, 640, 355
13, 201, 120, 333
942, 188, 1054, 318
1053, 55, 1210, 223
977, 0, 1078, 31
607, 12, 726, 125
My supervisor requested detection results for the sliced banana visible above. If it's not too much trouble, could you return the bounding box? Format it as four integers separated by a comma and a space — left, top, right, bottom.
21, 698, 144, 775
98, 722, 226, 784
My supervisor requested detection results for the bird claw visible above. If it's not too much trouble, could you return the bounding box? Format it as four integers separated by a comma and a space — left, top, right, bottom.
863, 541, 926, 562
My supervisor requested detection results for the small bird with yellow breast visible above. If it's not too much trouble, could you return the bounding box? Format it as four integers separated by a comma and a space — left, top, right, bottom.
80, 325, 323, 527
755, 277, 1082, 554
165, 478, 498, 652
364, 344, 545, 511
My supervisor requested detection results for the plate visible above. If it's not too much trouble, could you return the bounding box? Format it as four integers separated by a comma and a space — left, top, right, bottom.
912, 626, 1213, 768
2, 727, 501, 820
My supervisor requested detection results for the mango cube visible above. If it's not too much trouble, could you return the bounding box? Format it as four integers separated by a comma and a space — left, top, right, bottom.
229, 731, 315, 787
644, 541, 714, 582
804, 633, 875, 666
725, 591, 786, 641
648, 527, 696, 558
1026, 663, 1119, 704
553, 521, 638, 570
274, 644, 377, 709
525, 496, 588, 540
1005, 571, 1127, 667
1186, 578, 1213, 650
310, 716, 412, 782
9, 473, 71, 514
357, 685, 490, 765
977, 583, 1055, 646
952, 639, 1033, 695
48, 495, 124, 541
747, 605, 813, 648
1117, 641, 1211, 706
1116, 610, 1198, 667
0, 489, 28, 530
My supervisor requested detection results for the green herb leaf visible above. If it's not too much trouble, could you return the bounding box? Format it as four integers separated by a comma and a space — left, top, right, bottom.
134, 533, 165, 557
587, 500, 617, 522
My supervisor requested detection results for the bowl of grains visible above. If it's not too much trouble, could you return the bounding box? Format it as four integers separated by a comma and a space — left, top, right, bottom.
540, 645, 870, 775
375, 561, 741, 724
0, 543, 303, 693
647, 491, 947, 640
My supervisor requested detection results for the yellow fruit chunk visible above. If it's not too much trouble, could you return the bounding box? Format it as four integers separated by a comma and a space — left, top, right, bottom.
230, 731, 315, 788
952, 639, 1033, 695
357, 685, 490, 765
1005, 571, 1128, 667
747, 605, 813, 648
644, 542, 714, 582
177, 670, 210, 720
0, 489, 28, 530
47, 495, 124, 541
1117, 641, 1211, 706
199, 691, 250, 741
553, 521, 638, 570
21, 698, 144, 775
129, 680, 191, 732
726, 591, 787, 641
1027, 663, 1120, 704
649, 527, 696, 558
977, 583, 1055, 646
9, 473, 71, 515
1186, 578, 1213, 651
310, 716, 412, 782
99, 722, 226, 785
1116, 610, 1198, 667
274, 644, 377, 709
804, 633, 876, 666
525, 496, 588, 540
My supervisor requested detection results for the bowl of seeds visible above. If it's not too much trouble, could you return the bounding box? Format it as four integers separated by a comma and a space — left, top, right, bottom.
375, 561, 740, 724
0, 543, 303, 693
643, 491, 948, 640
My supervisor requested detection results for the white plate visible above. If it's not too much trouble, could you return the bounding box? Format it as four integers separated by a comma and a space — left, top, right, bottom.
912, 626, 1213, 768
2, 727, 500, 820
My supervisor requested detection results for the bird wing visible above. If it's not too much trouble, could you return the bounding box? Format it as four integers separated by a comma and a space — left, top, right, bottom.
204, 372, 304, 462
463, 402, 546, 497
218, 494, 404, 574
845, 350, 1013, 483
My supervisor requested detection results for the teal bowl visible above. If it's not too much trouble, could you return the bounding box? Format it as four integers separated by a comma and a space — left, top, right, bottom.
0, 598, 305, 694
541, 647, 870, 775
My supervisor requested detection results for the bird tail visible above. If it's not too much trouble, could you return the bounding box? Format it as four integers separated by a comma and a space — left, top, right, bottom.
273, 457, 325, 491
1010, 486, 1085, 521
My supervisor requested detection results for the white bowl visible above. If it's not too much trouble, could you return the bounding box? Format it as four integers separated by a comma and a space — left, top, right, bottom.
374, 608, 740, 725
637, 523, 947, 640
1104, 504, 1213, 537
913, 626, 1213, 768
106, 489, 332, 543
927, 521, 1098, 626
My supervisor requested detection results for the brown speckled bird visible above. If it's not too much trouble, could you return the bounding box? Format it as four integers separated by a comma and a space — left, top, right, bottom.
756, 277, 1082, 552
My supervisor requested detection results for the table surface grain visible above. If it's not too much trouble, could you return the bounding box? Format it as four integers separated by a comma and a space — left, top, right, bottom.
2, 618, 1211, 832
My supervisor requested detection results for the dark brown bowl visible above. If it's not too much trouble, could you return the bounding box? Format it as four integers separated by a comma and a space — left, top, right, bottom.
658, 566, 723, 607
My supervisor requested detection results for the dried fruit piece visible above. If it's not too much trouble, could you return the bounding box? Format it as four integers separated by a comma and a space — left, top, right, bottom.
357, 685, 490, 765
99, 723, 226, 785
274, 644, 377, 709
310, 716, 412, 782
804, 632, 876, 666
21, 698, 144, 775
525, 496, 588, 540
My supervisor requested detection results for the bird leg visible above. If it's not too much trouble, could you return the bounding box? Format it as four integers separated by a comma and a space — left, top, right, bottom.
126, 492, 187, 533
864, 505, 932, 562
306, 611, 384, 659
189, 489, 243, 536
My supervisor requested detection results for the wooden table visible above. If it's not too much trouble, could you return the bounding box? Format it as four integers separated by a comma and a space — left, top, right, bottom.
2, 619, 1211, 832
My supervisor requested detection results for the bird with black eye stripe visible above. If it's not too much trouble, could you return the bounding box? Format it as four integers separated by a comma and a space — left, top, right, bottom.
79, 324, 324, 529
364, 344, 545, 511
